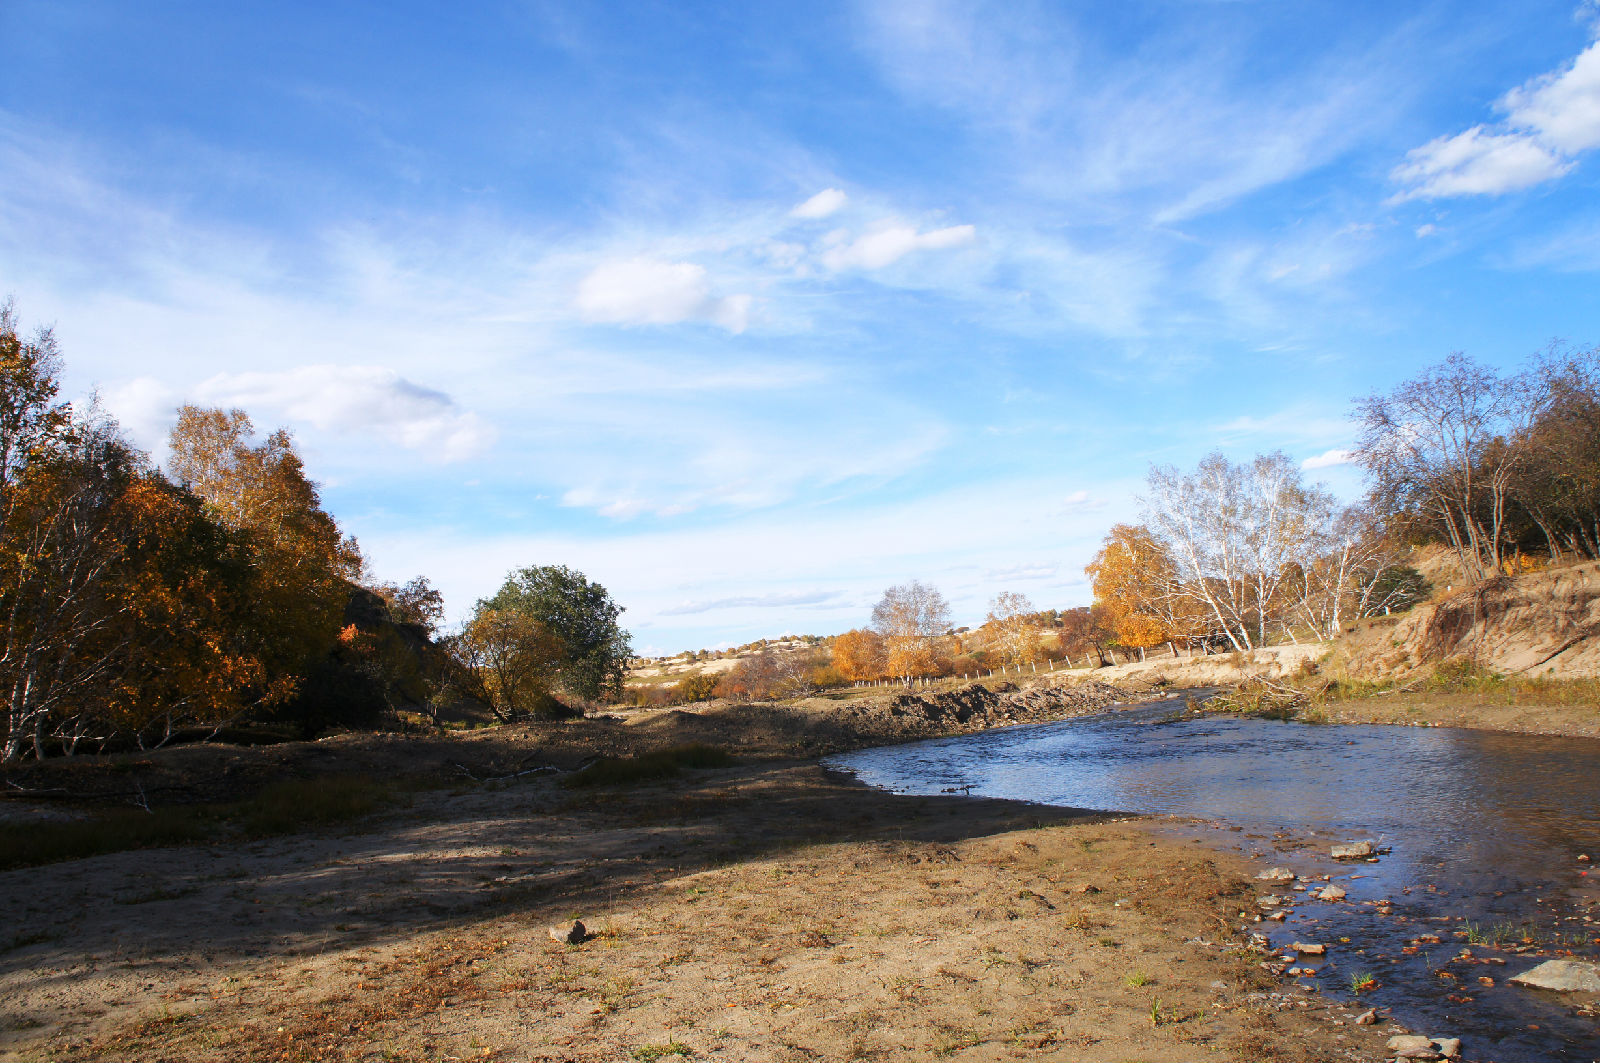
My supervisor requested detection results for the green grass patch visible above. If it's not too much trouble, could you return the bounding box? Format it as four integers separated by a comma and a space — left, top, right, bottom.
0, 774, 402, 871
562, 744, 734, 788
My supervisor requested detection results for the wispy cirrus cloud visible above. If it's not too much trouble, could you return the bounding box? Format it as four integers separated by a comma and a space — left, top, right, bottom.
661, 590, 846, 616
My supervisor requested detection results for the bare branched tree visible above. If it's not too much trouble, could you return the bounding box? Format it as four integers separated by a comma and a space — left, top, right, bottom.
1354, 353, 1542, 582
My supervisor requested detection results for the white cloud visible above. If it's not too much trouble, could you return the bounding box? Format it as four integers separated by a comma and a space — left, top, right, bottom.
983, 562, 1059, 582
821, 223, 977, 270
1392, 39, 1600, 199
1502, 39, 1600, 155
1302, 447, 1354, 470
575, 258, 752, 332
791, 188, 848, 219
1391, 126, 1571, 199
661, 590, 845, 616
1058, 489, 1107, 513
101, 377, 180, 457
108, 366, 496, 464
1414, 223, 1438, 238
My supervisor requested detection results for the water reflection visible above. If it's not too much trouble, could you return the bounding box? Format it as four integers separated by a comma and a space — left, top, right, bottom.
827, 707, 1600, 1061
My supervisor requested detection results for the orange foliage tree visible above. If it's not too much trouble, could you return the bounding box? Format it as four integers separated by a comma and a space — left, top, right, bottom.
831, 628, 885, 680
168, 405, 362, 683
1085, 523, 1193, 651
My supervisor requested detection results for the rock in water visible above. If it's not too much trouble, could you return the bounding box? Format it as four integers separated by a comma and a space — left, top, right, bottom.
1315, 885, 1347, 901
1291, 941, 1327, 955
1432, 1037, 1462, 1060
549, 920, 588, 944
1508, 959, 1600, 992
1386, 1034, 1440, 1060
1255, 867, 1296, 882
1331, 841, 1375, 860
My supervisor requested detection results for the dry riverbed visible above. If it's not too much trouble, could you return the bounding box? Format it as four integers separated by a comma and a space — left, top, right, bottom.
0, 712, 1402, 1062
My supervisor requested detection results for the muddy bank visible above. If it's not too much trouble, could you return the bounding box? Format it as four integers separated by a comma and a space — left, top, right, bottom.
0, 759, 1395, 1062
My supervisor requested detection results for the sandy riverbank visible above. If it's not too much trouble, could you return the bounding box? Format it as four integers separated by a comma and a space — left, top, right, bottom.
0, 693, 1407, 1063
1, 756, 1399, 1062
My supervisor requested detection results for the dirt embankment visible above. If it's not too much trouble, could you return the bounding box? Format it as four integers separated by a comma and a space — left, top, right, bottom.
1334, 560, 1600, 680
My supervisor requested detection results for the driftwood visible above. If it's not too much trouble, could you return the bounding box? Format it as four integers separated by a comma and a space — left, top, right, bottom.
450, 751, 597, 784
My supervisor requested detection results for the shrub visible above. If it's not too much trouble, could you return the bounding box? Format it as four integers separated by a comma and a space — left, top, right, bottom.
674, 671, 720, 703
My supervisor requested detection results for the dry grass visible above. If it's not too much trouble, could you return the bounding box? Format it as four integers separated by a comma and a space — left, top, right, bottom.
1205, 655, 1600, 723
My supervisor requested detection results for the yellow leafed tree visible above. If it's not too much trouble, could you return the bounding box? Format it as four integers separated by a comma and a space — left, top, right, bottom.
1085, 523, 1191, 650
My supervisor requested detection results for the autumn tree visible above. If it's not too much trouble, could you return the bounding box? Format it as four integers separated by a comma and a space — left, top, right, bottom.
831, 628, 885, 680
870, 580, 950, 685
452, 607, 567, 720
372, 576, 446, 635
168, 406, 362, 683
985, 591, 1041, 665
1509, 345, 1600, 560
0, 311, 278, 758
1084, 524, 1192, 651
715, 646, 827, 701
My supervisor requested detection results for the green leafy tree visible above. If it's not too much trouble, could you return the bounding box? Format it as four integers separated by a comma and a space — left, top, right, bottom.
481, 564, 631, 702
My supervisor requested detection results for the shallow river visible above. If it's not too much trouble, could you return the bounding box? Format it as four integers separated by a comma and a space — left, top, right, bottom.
826, 701, 1600, 1062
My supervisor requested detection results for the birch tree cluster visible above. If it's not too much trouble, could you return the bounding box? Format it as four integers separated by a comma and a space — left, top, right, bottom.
1089, 453, 1421, 652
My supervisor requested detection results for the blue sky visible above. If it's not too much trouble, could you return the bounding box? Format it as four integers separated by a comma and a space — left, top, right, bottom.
4, 1, 1600, 654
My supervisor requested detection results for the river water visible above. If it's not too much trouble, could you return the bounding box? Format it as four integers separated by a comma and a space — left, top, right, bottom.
825, 701, 1600, 1062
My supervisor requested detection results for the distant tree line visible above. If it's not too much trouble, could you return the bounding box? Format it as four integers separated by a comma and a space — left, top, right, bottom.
1081, 344, 1600, 655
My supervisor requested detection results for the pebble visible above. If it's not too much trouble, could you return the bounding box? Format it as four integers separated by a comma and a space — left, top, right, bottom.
548, 920, 588, 945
